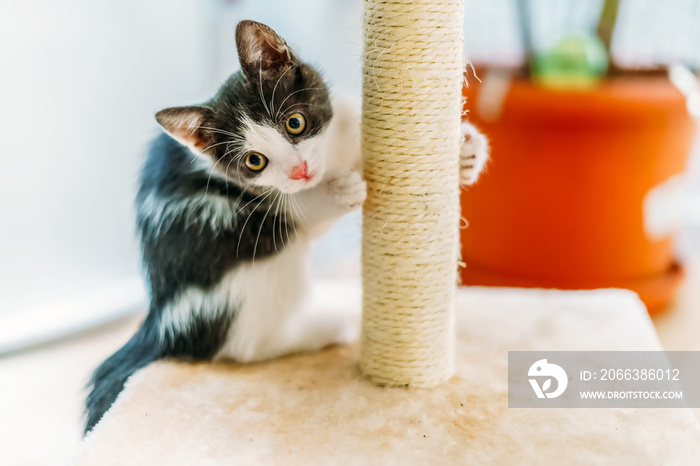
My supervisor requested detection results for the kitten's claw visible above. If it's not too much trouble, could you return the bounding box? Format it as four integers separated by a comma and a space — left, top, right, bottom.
460, 122, 490, 186
325, 169, 367, 211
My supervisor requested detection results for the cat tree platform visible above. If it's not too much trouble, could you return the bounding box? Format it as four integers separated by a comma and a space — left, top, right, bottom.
75, 284, 700, 465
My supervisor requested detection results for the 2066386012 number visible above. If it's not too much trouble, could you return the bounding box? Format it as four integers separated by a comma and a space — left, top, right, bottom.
600, 368, 680, 381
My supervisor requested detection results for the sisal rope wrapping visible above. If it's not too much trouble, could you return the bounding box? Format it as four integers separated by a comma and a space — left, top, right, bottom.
360, 0, 465, 387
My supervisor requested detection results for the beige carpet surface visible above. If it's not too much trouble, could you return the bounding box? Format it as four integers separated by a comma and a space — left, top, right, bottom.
75, 285, 700, 465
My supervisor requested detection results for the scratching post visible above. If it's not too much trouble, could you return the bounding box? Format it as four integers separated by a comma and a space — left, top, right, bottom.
360, 0, 465, 386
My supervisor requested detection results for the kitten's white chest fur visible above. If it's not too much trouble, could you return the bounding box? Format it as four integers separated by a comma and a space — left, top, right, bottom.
215, 239, 310, 362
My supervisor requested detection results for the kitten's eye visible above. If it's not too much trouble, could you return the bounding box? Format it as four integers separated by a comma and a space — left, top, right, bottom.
285, 113, 306, 136
245, 152, 268, 172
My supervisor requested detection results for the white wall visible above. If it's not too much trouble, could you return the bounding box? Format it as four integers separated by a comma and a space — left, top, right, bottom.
210, 0, 363, 94
0, 1, 219, 317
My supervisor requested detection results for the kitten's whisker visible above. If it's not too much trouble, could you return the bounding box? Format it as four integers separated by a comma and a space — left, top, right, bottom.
231, 183, 252, 211
289, 202, 300, 239
290, 194, 310, 228
233, 188, 247, 207
214, 146, 246, 194
236, 189, 275, 258
235, 163, 244, 187
221, 144, 240, 160
281, 102, 314, 108
196, 139, 235, 155
205, 151, 232, 196
258, 65, 272, 118
287, 195, 304, 237
278, 102, 314, 117
271, 193, 279, 254
189, 136, 244, 166
224, 152, 238, 198
283, 194, 292, 244
252, 190, 279, 263
276, 87, 325, 120
235, 188, 272, 216
271, 191, 283, 254
281, 195, 288, 244
278, 195, 286, 246
197, 127, 243, 138
271, 65, 293, 118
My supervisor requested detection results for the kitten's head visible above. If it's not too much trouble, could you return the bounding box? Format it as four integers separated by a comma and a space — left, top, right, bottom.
155, 20, 333, 194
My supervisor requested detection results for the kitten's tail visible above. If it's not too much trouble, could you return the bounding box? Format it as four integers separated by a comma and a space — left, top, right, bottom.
84, 324, 162, 435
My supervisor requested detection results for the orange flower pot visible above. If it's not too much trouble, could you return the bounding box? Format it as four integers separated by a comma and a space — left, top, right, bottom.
460, 74, 697, 314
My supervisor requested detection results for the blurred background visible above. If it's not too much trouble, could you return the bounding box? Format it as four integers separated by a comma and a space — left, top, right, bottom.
0, 0, 698, 464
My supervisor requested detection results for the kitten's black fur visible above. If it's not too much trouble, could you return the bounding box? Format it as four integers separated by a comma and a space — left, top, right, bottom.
84, 21, 333, 435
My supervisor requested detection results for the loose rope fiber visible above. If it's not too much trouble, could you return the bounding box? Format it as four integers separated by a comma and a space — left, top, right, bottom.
360, 0, 465, 387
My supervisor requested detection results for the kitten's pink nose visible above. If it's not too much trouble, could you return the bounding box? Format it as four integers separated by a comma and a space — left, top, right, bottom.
289, 161, 309, 180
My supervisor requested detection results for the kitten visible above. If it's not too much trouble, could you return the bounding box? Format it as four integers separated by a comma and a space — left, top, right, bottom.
84, 20, 489, 435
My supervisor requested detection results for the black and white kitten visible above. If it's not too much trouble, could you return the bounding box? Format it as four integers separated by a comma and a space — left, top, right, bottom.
84, 20, 489, 434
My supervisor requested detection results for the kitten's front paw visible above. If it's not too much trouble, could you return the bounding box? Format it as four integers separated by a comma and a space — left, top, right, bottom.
325, 169, 367, 211
460, 122, 490, 186
315, 309, 361, 348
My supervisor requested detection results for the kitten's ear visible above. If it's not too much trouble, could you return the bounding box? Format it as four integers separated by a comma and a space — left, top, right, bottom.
236, 20, 298, 79
155, 106, 214, 154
